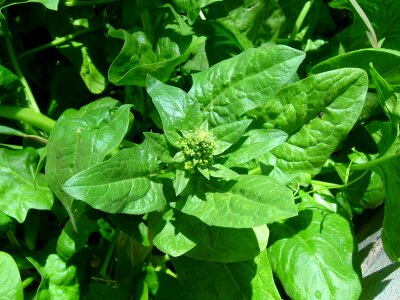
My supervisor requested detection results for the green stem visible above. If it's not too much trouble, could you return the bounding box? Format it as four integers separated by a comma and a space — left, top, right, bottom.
17, 27, 97, 60
1, 19, 40, 112
350, 152, 400, 170
290, 0, 315, 40
21, 277, 35, 289
63, 0, 118, 6
0, 105, 56, 133
6, 231, 21, 249
99, 233, 118, 278
349, 0, 379, 48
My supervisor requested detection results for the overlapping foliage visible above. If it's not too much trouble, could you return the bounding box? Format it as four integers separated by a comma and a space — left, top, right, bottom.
1, 0, 399, 299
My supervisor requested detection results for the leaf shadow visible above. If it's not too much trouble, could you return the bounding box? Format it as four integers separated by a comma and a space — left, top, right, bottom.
267, 209, 313, 246
360, 262, 400, 300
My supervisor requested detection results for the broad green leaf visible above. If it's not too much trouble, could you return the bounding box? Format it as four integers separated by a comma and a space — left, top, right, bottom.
108, 29, 205, 86
268, 202, 362, 300
0, 148, 53, 223
187, 223, 269, 263
171, 175, 296, 228
172, 250, 281, 299
63, 145, 166, 214
310, 48, 400, 89
188, 45, 305, 126
258, 69, 368, 184
46, 99, 132, 227
0, 251, 23, 300
148, 210, 198, 257
223, 129, 288, 167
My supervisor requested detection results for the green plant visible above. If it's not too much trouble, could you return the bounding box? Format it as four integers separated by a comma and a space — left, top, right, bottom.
1, 0, 400, 299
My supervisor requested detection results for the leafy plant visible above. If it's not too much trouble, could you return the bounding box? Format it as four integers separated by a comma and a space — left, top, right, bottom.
0, 0, 399, 299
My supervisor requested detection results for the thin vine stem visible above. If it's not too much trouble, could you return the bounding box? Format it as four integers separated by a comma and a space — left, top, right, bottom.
17, 27, 97, 60
1, 18, 40, 112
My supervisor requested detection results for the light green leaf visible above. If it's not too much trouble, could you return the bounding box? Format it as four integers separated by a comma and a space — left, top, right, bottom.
171, 250, 281, 299
171, 175, 296, 228
258, 69, 368, 184
63, 145, 166, 214
223, 129, 288, 167
46, 99, 132, 227
0, 148, 53, 223
209, 164, 239, 181
188, 45, 305, 126
44, 254, 80, 299
268, 202, 362, 300
0, 251, 23, 300
108, 30, 205, 86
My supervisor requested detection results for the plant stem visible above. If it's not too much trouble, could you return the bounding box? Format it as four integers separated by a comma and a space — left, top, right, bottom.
350, 152, 400, 170
1, 19, 40, 112
290, 0, 315, 40
21, 277, 35, 289
349, 0, 379, 48
99, 233, 118, 278
17, 27, 96, 60
0, 105, 56, 133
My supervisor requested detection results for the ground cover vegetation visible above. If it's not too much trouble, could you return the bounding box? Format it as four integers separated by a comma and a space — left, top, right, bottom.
0, 0, 400, 299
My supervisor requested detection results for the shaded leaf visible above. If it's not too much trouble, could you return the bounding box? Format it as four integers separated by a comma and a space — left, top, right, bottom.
172, 250, 281, 299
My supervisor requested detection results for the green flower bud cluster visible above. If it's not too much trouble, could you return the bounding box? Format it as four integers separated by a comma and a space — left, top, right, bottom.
181, 129, 216, 171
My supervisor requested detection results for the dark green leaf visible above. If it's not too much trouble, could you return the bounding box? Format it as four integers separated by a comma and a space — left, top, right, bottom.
63, 145, 166, 214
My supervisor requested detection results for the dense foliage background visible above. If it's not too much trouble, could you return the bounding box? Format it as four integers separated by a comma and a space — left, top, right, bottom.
1, 0, 400, 299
